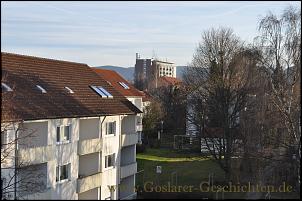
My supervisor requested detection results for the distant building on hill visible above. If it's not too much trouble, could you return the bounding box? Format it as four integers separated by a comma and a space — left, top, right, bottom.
134, 53, 176, 91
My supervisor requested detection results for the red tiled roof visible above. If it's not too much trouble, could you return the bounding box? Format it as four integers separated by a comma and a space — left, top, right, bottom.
138, 90, 152, 102
1, 52, 141, 122
158, 76, 182, 87
93, 68, 143, 97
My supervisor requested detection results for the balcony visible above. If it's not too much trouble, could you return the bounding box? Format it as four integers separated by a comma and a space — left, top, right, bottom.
18, 145, 55, 165
78, 138, 102, 156
120, 162, 137, 179
121, 134, 138, 147
77, 172, 102, 194
136, 124, 143, 132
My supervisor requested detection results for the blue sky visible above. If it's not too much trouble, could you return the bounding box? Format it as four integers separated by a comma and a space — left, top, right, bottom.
1, 1, 301, 67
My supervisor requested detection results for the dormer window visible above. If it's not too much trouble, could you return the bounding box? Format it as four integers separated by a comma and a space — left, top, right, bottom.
65, 86, 74, 94
36, 85, 47, 93
91, 86, 113, 98
118, 82, 130, 89
1, 83, 13, 92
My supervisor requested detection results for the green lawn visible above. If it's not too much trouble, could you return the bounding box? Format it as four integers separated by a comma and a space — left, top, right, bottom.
136, 148, 225, 191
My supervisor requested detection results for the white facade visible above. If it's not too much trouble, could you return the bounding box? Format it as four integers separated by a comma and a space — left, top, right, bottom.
1, 114, 138, 200
125, 97, 143, 144
155, 61, 176, 78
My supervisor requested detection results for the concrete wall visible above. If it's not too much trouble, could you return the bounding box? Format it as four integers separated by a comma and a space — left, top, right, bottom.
127, 97, 142, 111
101, 115, 121, 200
48, 118, 79, 200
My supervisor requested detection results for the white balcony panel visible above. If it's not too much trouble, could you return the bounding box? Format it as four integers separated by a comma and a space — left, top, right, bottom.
78, 138, 102, 155
121, 134, 138, 147
18, 145, 55, 165
77, 172, 102, 193
120, 162, 137, 179
136, 124, 143, 132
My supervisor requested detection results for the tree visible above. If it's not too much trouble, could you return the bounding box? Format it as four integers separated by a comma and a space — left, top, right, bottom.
183, 27, 259, 181
253, 6, 301, 190
1, 74, 46, 200
153, 84, 187, 137
142, 100, 164, 145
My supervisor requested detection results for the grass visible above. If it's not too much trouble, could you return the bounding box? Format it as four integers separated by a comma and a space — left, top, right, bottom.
136, 148, 225, 190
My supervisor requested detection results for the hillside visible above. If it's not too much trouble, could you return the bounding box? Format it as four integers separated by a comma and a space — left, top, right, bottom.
93, 65, 189, 82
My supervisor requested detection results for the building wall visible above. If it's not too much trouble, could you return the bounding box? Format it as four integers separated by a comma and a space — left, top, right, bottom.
1, 114, 137, 200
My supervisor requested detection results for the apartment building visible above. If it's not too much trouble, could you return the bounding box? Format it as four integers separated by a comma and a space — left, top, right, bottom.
134, 53, 176, 91
1, 52, 141, 200
92, 69, 145, 199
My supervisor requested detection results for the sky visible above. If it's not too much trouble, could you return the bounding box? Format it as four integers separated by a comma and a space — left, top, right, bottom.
1, 1, 301, 67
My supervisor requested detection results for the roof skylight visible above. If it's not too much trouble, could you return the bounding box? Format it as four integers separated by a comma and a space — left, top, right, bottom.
1, 83, 13, 92
91, 86, 113, 98
36, 85, 47, 93
118, 82, 130, 89
65, 86, 74, 94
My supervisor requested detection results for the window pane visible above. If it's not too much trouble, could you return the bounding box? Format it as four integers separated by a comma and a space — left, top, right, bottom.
64, 126, 70, 141
107, 122, 116, 135
105, 156, 108, 168
108, 155, 112, 167
56, 127, 60, 142
98, 87, 113, 98
60, 165, 68, 180
56, 166, 59, 182
91, 86, 107, 98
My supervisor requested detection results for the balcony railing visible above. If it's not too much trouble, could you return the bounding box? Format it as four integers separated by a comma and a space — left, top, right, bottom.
121, 134, 138, 147
120, 162, 137, 179
18, 145, 55, 165
77, 172, 102, 193
78, 138, 102, 155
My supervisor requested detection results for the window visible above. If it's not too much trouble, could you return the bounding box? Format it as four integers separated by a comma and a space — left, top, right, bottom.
118, 82, 130, 89
56, 125, 70, 143
91, 86, 113, 98
106, 122, 116, 135
1, 130, 7, 149
105, 154, 115, 168
1, 83, 13, 92
56, 164, 70, 182
65, 86, 74, 94
36, 85, 47, 93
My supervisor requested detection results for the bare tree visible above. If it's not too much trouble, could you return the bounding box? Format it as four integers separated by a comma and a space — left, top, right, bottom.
1, 74, 47, 200
183, 27, 259, 181
253, 5, 301, 190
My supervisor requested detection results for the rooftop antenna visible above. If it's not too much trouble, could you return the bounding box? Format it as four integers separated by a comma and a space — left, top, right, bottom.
152, 49, 158, 60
